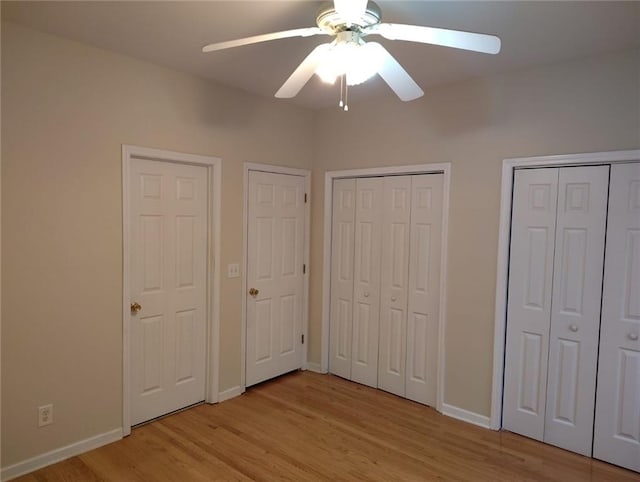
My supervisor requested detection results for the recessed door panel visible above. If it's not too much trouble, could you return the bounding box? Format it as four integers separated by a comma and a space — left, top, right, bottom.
615, 349, 640, 442
550, 339, 580, 425
176, 216, 195, 288
594, 163, 640, 472
256, 218, 274, 281
524, 227, 549, 309
142, 215, 164, 292
175, 310, 196, 384
408, 313, 428, 383
518, 332, 543, 415
280, 294, 296, 355
623, 230, 640, 321
141, 315, 163, 394
558, 228, 587, 315
281, 218, 298, 277
255, 299, 272, 363
545, 165, 608, 456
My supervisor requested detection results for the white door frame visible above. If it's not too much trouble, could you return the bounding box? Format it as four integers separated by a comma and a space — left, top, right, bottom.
320, 163, 451, 413
490, 149, 640, 430
241, 163, 311, 391
122, 145, 221, 436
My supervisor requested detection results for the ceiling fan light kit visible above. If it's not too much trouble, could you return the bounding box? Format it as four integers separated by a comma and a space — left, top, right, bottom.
314, 32, 384, 86
202, 1, 501, 110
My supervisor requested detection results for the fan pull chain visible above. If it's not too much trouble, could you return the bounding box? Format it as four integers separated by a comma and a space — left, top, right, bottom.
337, 75, 349, 111
344, 81, 349, 111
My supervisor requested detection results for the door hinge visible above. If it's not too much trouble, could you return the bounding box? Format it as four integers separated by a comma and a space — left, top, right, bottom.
303, 263, 306, 274
304, 193, 308, 203
301, 334, 305, 344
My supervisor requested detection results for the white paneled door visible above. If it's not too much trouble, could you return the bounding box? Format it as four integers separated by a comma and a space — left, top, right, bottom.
246, 171, 305, 386
351, 178, 383, 387
593, 163, 640, 472
378, 176, 412, 397
406, 174, 443, 406
329, 179, 357, 380
129, 159, 207, 426
503, 168, 559, 441
544, 165, 609, 455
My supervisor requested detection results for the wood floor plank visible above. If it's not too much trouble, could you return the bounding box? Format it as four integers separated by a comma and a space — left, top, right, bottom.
12, 371, 640, 481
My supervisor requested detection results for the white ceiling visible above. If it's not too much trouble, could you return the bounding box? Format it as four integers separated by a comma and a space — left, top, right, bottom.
3, 1, 639, 109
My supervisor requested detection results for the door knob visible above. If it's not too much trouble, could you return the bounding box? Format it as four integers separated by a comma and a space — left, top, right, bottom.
249, 288, 259, 298
628, 333, 639, 341
391, 296, 397, 302
569, 324, 578, 332
364, 291, 370, 298
130, 302, 142, 314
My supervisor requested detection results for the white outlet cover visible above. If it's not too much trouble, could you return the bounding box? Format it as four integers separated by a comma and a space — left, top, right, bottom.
227, 263, 240, 278
38, 404, 53, 427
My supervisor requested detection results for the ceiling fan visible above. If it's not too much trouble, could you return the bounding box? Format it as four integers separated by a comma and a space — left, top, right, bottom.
202, 0, 501, 109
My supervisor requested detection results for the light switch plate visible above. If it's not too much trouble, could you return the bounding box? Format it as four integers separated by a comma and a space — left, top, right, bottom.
227, 263, 240, 278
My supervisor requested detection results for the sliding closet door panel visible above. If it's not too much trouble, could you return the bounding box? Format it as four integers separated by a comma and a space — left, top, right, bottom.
544, 165, 609, 455
378, 176, 412, 397
406, 174, 443, 406
329, 179, 356, 379
594, 163, 640, 472
351, 178, 383, 387
503, 168, 559, 441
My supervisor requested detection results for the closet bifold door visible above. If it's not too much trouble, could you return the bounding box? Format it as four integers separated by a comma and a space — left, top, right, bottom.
503, 168, 559, 441
377, 174, 444, 403
503, 165, 609, 453
405, 174, 443, 406
329, 179, 356, 379
544, 165, 609, 456
378, 176, 412, 397
593, 163, 640, 472
351, 178, 383, 387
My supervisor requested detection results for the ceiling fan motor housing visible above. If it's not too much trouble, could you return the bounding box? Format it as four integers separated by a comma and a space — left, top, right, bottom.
316, 1, 382, 34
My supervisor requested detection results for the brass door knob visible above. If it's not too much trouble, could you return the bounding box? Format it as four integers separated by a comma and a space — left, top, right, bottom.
249, 288, 259, 298
131, 302, 142, 314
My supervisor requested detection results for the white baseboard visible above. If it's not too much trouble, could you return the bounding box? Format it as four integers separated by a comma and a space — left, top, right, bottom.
1, 428, 122, 481
218, 385, 243, 403
305, 362, 325, 374
441, 403, 491, 429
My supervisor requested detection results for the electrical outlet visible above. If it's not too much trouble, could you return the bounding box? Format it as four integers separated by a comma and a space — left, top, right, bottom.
38, 404, 53, 427
227, 263, 240, 278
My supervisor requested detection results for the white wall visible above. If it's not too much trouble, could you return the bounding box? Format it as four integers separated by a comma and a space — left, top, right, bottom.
0, 22, 314, 467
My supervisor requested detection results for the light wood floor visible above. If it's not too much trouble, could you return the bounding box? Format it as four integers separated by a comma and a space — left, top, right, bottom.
15, 371, 640, 481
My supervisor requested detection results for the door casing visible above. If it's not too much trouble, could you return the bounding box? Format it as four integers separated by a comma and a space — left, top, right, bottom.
321, 163, 451, 413
122, 145, 221, 435
491, 149, 640, 430
241, 163, 311, 392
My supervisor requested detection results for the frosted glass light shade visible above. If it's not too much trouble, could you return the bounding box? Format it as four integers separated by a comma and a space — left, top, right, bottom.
315, 41, 384, 86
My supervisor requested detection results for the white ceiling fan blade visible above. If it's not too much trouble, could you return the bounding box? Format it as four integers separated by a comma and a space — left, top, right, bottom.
275, 43, 332, 98
369, 42, 423, 101
334, 0, 368, 25
373, 23, 501, 55
202, 27, 325, 53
